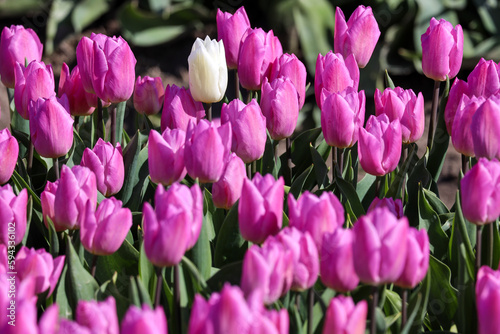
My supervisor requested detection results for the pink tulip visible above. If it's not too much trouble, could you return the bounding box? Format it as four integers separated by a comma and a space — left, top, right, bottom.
184, 119, 232, 183
374, 87, 425, 144
471, 95, 500, 160
143, 183, 203, 267
321, 87, 365, 148
320, 228, 359, 292
476, 266, 500, 334
14, 60, 55, 119
160, 84, 205, 132
334, 5, 381, 68
28, 96, 74, 159
0, 25, 43, 88
59, 319, 92, 334
38, 304, 60, 334
216, 7, 251, 69
460, 158, 500, 224
467, 58, 500, 98
58, 63, 97, 116
238, 28, 283, 91
395, 227, 430, 288
444, 78, 469, 134
0, 245, 7, 273
269, 53, 307, 109
452, 95, 485, 157
238, 173, 284, 244
288, 191, 344, 249
359, 114, 402, 176
212, 153, 246, 210
121, 305, 168, 334
148, 128, 187, 186
315, 51, 359, 109
367, 197, 404, 219
0, 277, 38, 334
76, 296, 119, 334
421, 17, 463, 81
81, 138, 124, 196
221, 98, 267, 162
0, 128, 18, 185
0, 185, 27, 246
133, 76, 164, 115
247, 292, 289, 334
352, 207, 409, 285
323, 295, 367, 334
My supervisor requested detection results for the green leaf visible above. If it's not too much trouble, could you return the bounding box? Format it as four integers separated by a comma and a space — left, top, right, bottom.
129, 276, 153, 308
386, 143, 419, 199
213, 204, 247, 267
310, 143, 330, 189
72, 0, 111, 32
181, 256, 208, 294
115, 101, 126, 147
406, 271, 431, 334
422, 188, 449, 215
385, 69, 396, 89
55, 264, 72, 319
291, 127, 322, 177
289, 165, 314, 199
186, 210, 212, 280
206, 261, 242, 292
46, 216, 59, 257
139, 242, 154, 294
335, 169, 365, 220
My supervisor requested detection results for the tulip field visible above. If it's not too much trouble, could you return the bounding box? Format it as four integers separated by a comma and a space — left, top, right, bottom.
1, 1, 500, 334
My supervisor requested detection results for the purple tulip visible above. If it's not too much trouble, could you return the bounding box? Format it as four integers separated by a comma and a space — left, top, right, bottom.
38, 304, 60, 334
247, 292, 289, 334
81, 138, 124, 196
352, 207, 409, 285
0, 277, 38, 334
321, 87, 365, 148
161, 84, 205, 132
76, 296, 119, 334
221, 98, 267, 162
0, 128, 18, 185
367, 197, 404, 219
269, 53, 307, 109
148, 128, 187, 186
121, 305, 168, 334
238, 173, 284, 244
395, 227, 430, 288
476, 266, 500, 334
334, 5, 381, 68
0, 185, 27, 246
217, 7, 251, 69
59, 63, 97, 116
323, 295, 367, 334
421, 17, 463, 81
0, 25, 43, 88
445, 78, 469, 134
452, 95, 485, 157
133, 76, 164, 115
471, 95, 500, 160
467, 58, 500, 98
212, 153, 246, 210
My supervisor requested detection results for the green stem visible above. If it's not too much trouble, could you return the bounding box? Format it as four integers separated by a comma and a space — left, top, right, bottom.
154, 267, 163, 308
285, 137, 292, 185
370, 286, 379, 334
427, 80, 440, 150
461, 154, 469, 174
307, 288, 314, 334
205, 103, 212, 122
90, 254, 98, 277
53, 158, 59, 180
489, 222, 494, 268
234, 69, 240, 100
401, 289, 408, 330
97, 99, 103, 142
476, 225, 483, 278
337, 147, 344, 176
247, 163, 252, 179
27, 139, 34, 176
110, 105, 116, 146
174, 264, 182, 333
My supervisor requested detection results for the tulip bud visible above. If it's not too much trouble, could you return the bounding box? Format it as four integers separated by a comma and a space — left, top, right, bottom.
395, 227, 430, 289
212, 153, 246, 210
161, 84, 205, 132
148, 128, 187, 186
188, 36, 228, 103
452, 95, 485, 157
476, 266, 500, 334
0, 185, 27, 246
216, 7, 251, 69
76, 296, 119, 334
81, 138, 124, 196
133, 75, 164, 115
323, 295, 367, 334
0, 25, 43, 88
0, 128, 19, 185
467, 58, 500, 98
471, 95, 500, 160
367, 197, 404, 219
460, 158, 500, 224
59, 63, 97, 116
421, 17, 463, 81
221, 98, 267, 162
121, 305, 168, 334
321, 87, 365, 148
334, 5, 381, 68
444, 78, 469, 135
270, 53, 307, 109
28, 96, 74, 159
247, 291, 289, 334
238, 173, 284, 244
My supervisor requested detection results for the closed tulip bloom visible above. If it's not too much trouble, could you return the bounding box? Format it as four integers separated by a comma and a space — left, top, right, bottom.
452, 95, 485, 157
352, 207, 409, 285
471, 95, 500, 160
148, 128, 187, 186
58, 63, 97, 116
161, 84, 205, 132
217, 7, 251, 69
238, 173, 284, 244
315, 51, 359, 109
320, 228, 359, 292
288, 191, 344, 249
1, 277, 38, 334
323, 295, 367, 334
238, 28, 283, 91
269, 53, 307, 109
421, 17, 463, 81
121, 305, 167, 334
28, 96, 74, 158
247, 292, 289, 334
460, 158, 500, 224
133, 76, 164, 115
476, 266, 500, 334
374, 87, 425, 144
212, 153, 246, 210
221, 98, 267, 162
395, 228, 430, 289
184, 119, 232, 183
0, 128, 18, 185
444, 78, 468, 134
467, 58, 500, 98
38, 304, 60, 334
81, 138, 124, 196
188, 36, 228, 103
260, 77, 299, 140
76, 296, 119, 334
0, 185, 27, 246
15, 246, 65, 296
14, 60, 55, 119
0, 25, 43, 88
321, 87, 365, 148
367, 197, 404, 219
334, 5, 381, 68
359, 114, 402, 176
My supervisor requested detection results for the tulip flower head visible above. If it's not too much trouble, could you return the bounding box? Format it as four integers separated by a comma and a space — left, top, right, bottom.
216, 7, 251, 69
323, 295, 367, 334
76, 296, 119, 334
161, 84, 205, 132
395, 227, 430, 289
471, 94, 500, 160
133, 75, 164, 115
367, 197, 404, 219
121, 305, 168, 334
0, 128, 19, 185
59, 63, 97, 116
476, 266, 500, 334
212, 153, 246, 210
444, 78, 469, 134
452, 95, 485, 157
0, 185, 27, 246
148, 128, 187, 186
269, 53, 307, 109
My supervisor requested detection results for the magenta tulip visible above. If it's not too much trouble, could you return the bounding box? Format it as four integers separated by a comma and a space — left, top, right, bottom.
148, 128, 187, 186
0, 277, 38, 334
0, 185, 27, 246
352, 207, 409, 285
0, 25, 43, 88
217, 7, 251, 69
395, 227, 430, 288
38, 304, 60, 334
0, 128, 18, 185
238, 173, 284, 244
81, 138, 124, 196
58, 63, 97, 116
323, 295, 368, 334
133, 75, 164, 115
321, 87, 365, 148
476, 266, 500, 334
161, 84, 205, 132
452, 95, 485, 157
367, 197, 404, 219
247, 292, 289, 334
471, 95, 500, 160
76, 296, 119, 334
269, 53, 307, 109
467, 58, 500, 98
334, 5, 381, 68
212, 153, 246, 210
421, 17, 463, 81
444, 78, 469, 134
121, 305, 168, 334
221, 98, 267, 162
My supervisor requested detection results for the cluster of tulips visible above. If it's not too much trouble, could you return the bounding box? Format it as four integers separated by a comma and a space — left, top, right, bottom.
1, 2, 500, 334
